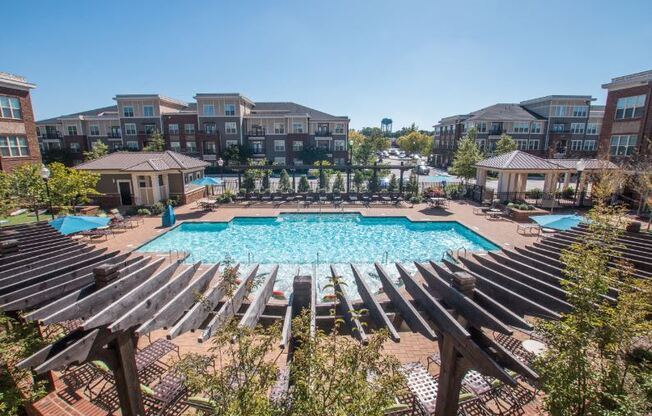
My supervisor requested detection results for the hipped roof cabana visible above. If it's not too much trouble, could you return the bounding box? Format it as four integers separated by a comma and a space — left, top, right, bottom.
3, 220, 649, 415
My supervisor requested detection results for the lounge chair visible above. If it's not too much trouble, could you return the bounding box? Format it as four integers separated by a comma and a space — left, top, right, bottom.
109, 208, 142, 226
261, 193, 273, 203
185, 396, 217, 414
235, 192, 246, 204
142, 371, 188, 415
81, 228, 113, 241
348, 193, 359, 204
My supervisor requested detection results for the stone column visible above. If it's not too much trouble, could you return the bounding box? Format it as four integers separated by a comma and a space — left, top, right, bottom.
152, 174, 161, 203
563, 172, 571, 188
475, 168, 488, 188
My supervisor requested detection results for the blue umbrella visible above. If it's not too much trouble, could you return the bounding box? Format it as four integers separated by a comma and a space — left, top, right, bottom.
191, 177, 223, 186
530, 214, 584, 231
49, 215, 111, 235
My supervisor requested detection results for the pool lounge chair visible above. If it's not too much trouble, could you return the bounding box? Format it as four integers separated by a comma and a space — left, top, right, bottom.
142, 371, 188, 415
80, 228, 113, 241
348, 193, 359, 204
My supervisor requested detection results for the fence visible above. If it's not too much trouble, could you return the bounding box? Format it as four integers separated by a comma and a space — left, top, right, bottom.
493, 190, 592, 208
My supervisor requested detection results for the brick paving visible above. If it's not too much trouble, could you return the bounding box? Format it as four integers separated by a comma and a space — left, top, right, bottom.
31, 201, 553, 415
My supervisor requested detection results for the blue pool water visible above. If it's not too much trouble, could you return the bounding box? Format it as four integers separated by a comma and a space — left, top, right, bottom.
138, 214, 497, 296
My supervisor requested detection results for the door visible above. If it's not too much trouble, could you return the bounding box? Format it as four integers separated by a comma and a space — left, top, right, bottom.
118, 181, 132, 206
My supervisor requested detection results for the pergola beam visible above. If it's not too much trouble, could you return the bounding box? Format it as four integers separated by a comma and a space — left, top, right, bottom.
350, 265, 400, 342
330, 266, 367, 344
239, 266, 278, 328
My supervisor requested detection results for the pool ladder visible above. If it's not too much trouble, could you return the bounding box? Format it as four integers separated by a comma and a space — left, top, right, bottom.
440, 247, 467, 263
247, 251, 254, 264
383, 251, 389, 264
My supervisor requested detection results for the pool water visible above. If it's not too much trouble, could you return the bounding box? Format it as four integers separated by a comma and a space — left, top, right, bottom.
138, 214, 497, 297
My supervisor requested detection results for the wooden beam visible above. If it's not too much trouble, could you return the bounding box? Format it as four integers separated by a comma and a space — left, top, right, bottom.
239, 266, 278, 328
330, 266, 367, 344
350, 265, 400, 342
167, 265, 241, 340
199, 265, 259, 342
40, 257, 165, 325
135, 263, 220, 337
81, 260, 182, 330
471, 328, 539, 382
414, 262, 513, 335
0, 241, 81, 266
0, 246, 92, 278
112, 331, 146, 416
434, 336, 466, 416
18, 328, 102, 371
374, 263, 437, 340
109, 262, 201, 333
279, 295, 293, 349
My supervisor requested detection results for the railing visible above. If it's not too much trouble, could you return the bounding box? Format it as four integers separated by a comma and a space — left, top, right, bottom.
41, 132, 62, 140
314, 130, 332, 137
247, 130, 266, 137
107, 132, 122, 139
493, 190, 591, 208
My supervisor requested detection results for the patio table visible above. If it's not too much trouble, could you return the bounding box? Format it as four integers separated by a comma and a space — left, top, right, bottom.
522, 339, 546, 356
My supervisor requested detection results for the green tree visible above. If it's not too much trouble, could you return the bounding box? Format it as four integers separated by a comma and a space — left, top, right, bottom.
368, 168, 380, 192
332, 171, 345, 193
261, 170, 270, 191
535, 179, 652, 416
9, 164, 46, 221
350, 130, 390, 165
318, 168, 329, 191
242, 169, 257, 192
0, 172, 15, 218
405, 172, 419, 196
495, 133, 517, 155
299, 146, 329, 165
83, 142, 108, 161
47, 163, 100, 209
353, 170, 365, 192
41, 148, 75, 166
396, 130, 432, 156
449, 130, 483, 182
298, 176, 311, 193
223, 145, 251, 165
143, 131, 165, 152
388, 174, 398, 192
279, 169, 292, 192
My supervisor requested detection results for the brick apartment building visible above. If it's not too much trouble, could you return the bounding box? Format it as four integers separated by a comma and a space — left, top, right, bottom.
0, 72, 41, 172
599, 69, 652, 164
432, 95, 600, 168
37, 93, 350, 167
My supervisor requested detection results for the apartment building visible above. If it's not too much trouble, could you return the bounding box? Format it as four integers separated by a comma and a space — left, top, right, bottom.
0, 72, 41, 171
37, 93, 350, 167
599, 70, 652, 163
432, 95, 600, 167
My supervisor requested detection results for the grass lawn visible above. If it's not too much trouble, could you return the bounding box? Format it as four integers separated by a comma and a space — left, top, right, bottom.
0, 212, 42, 226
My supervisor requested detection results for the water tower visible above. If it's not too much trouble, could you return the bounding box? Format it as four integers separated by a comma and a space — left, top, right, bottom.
381, 118, 392, 134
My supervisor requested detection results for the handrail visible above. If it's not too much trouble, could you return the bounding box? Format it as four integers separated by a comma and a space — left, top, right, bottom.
457, 247, 467, 258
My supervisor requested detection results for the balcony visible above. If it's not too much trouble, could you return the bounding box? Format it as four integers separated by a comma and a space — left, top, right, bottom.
107, 132, 122, 139
314, 130, 332, 137
247, 130, 266, 137
40, 132, 62, 140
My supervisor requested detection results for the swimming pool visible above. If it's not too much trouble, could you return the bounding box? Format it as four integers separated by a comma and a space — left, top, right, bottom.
138, 214, 498, 297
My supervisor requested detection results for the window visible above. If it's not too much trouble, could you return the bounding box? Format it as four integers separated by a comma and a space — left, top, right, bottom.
224, 104, 236, 116
125, 123, 137, 135
69, 142, 80, 152
144, 124, 156, 135
528, 139, 539, 150
250, 141, 264, 154
552, 123, 565, 133
615, 95, 646, 119
203, 123, 216, 134
0, 136, 29, 157
551, 105, 570, 117
170, 141, 181, 151
571, 140, 583, 151
334, 158, 346, 165
531, 122, 542, 134
186, 141, 197, 152
158, 175, 164, 186
225, 139, 238, 148
570, 123, 585, 134
138, 176, 151, 188
0, 96, 22, 119
586, 123, 599, 135
512, 122, 529, 134
110, 126, 121, 138
292, 141, 303, 151
583, 140, 597, 151
274, 157, 286, 165
316, 140, 330, 151
610, 135, 637, 156
184, 124, 195, 135
89, 125, 100, 136
108, 140, 122, 151
168, 124, 179, 135
203, 104, 215, 116
434, 126, 441, 136
335, 123, 344, 134
292, 123, 304, 133
475, 122, 487, 133
334, 139, 345, 151
67, 125, 78, 136
273, 123, 285, 134
143, 105, 154, 117
516, 139, 528, 150
274, 140, 285, 152
572, 106, 588, 117
123, 106, 134, 117
225, 122, 237, 134
476, 139, 486, 149
203, 142, 216, 154
126, 141, 139, 150
293, 158, 303, 165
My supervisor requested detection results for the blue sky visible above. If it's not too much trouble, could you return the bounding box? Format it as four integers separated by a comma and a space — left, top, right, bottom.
3, 0, 651, 130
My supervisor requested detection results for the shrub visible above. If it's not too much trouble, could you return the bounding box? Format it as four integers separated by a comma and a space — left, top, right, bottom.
137, 208, 152, 216
218, 190, 234, 203
298, 176, 310, 193
410, 195, 423, 204
562, 186, 575, 199
528, 188, 543, 199
149, 202, 165, 215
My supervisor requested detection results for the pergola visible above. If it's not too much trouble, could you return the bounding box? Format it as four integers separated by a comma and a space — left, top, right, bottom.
2, 221, 650, 415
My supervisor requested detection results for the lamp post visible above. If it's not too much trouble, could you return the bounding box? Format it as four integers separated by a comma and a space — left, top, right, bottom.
39, 164, 55, 220
575, 159, 586, 208
217, 157, 225, 193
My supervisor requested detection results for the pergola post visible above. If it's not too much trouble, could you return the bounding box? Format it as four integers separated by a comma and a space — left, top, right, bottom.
112, 331, 146, 416
563, 172, 571, 189
475, 168, 487, 188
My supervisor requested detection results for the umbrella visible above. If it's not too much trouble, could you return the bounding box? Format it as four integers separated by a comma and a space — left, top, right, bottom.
191, 177, 224, 196
49, 215, 111, 235
162, 204, 176, 227
530, 214, 584, 231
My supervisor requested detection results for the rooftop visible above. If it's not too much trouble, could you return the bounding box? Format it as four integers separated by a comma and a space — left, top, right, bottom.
0, 71, 36, 91
466, 103, 544, 122
74, 150, 209, 172
602, 69, 652, 89
519, 95, 594, 105
475, 150, 568, 171
249, 101, 349, 120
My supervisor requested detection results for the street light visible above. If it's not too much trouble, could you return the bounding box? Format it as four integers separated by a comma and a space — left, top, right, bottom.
39, 164, 55, 220
217, 157, 225, 192
575, 159, 586, 207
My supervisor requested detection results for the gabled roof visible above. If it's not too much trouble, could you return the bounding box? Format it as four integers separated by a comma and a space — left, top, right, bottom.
466, 104, 543, 122
75, 151, 209, 172
249, 102, 349, 120
475, 150, 567, 171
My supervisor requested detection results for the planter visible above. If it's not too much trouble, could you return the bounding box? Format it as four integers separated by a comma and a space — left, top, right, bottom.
626, 221, 641, 233
507, 206, 548, 222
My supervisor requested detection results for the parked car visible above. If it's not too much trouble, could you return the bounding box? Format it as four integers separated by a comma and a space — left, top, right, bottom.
413, 164, 430, 175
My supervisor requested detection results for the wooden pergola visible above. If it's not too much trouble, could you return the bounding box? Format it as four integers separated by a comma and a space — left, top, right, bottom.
2, 221, 650, 415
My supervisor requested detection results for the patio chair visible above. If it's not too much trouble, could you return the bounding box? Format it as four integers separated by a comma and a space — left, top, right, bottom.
272, 193, 284, 203
136, 339, 180, 373
80, 228, 113, 241
234, 192, 246, 204
348, 193, 359, 204
142, 371, 188, 415
261, 192, 273, 203
185, 396, 217, 414
362, 193, 371, 207
400, 362, 439, 414
110, 209, 142, 227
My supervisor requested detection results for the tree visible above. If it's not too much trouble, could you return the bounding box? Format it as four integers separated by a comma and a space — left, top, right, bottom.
353, 170, 365, 192
279, 169, 292, 192
83, 142, 108, 161
535, 179, 652, 416
41, 148, 75, 166
0, 172, 15, 218
9, 164, 46, 221
396, 130, 432, 156
223, 145, 251, 165
332, 171, 345, 193
261, 170, 270, 191
298, 176, 310, 193
624, 136, 652, 217
299, 146, 329, 165
368, 168, 380, 192
350, 130, 390, 165
449, 130, 483, 182
47, 163, 100, 209
388, 174, 398, 192
495, 133, 517, 155
143, 131, 165, 152
319, 168, 329, 191
405, 172, 419, 196
242, 169, 257, 192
